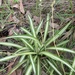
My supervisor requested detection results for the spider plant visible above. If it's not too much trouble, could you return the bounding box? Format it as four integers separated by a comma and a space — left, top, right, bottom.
0, 14, 75, 75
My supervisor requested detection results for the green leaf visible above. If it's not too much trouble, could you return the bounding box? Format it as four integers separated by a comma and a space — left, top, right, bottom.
46, 59, 62, 75
16, 52, 36, 56
45, 21, 72, 46
28, 15, 36, 37
0, 52, 36, 62
19, 55, 26, 62
21, 27, 32, 36
21, 39, 34, 50
40, 51, 75, 72
25, 56, 37, 75
0, 42, 22, 48
29, 55, 36, 75
14, 47, 28, 54
7, 35, 41, 46
37, 57, 41, 75
43, 13, 50, 42
70, 58, 75, 75
41, 60, 52, 74
13, 31, 34, 50
57, 40, 69, 46
0, 55, 17, 62
36, 20, 43, 35
25, 64, 32, 75
47, 47, 75, 54
7, 35, 36, 41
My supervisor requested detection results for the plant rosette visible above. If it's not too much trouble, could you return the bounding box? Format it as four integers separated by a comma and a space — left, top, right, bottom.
0, 14, 75, 75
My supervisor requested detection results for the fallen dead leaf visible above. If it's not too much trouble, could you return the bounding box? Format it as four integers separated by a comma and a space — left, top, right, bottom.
72, 46, 75, 51
61, 28, 73, 40
6, 58, 17, 75
16, 69, 22, 75
50, 22, 60, 29
8, 0, 14, 6
25, 10, 32, 20
19, 0, 25, 14
0, 37, 7, 42
72, 6, 75, 13
73, 31, 75, 40
8, 15, 13, 22
9, 25, 20, 36
42, 71, 47, 75
8, 25, 16, 36
12, 4, 19, 9
12, 16, 20, 23
33, 16, 40, 25
6, 62, 16, 75
0, 0, 2, 6
0, 72, 2, 75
